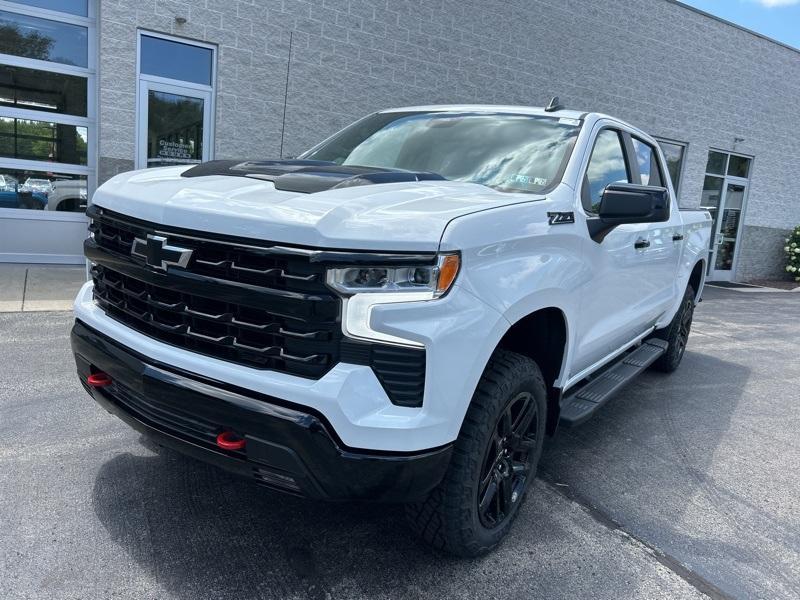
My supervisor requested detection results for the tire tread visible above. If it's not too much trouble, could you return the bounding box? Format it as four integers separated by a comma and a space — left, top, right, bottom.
405, 349, 546, 556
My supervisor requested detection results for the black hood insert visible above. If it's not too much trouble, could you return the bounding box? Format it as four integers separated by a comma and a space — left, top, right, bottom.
180, 159, 446, 194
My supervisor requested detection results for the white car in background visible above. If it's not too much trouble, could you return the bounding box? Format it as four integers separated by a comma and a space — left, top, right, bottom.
0, 174, 18, 192
20, 178, 53, 196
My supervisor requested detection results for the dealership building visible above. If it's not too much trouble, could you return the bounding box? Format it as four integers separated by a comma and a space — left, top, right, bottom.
0, 0, 798, 282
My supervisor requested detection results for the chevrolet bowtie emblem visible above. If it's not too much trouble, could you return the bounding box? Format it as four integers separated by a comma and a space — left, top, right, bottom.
131, 235, 193, 270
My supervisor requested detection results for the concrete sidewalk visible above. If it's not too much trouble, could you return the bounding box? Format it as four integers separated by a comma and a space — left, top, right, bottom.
0, 264, 86, 312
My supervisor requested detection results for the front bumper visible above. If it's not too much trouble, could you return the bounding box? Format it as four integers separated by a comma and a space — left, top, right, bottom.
71, 320, 452, 502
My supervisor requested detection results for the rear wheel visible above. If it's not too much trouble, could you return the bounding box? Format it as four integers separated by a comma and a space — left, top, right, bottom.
650, 284, 695, 373
405, 350, 547, 557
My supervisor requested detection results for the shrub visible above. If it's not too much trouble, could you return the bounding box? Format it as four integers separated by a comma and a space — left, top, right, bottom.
786, 225, 800, 282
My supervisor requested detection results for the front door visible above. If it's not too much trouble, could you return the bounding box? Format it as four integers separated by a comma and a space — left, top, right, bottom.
572, 126, 682, 377
700, 151, 752, 282
137, 81, 211, 169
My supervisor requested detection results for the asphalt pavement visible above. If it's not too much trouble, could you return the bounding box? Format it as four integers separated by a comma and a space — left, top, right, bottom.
1, 286, 798, 599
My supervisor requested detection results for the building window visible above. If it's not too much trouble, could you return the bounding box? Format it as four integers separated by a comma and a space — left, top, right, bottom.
1, 64, 88, 117
136, 32, 216, 169
0, 1, 95, 215
0, 9, 88, 67
655, 138, 687, 196
5, 0, 88, 17
140, 35, 213, 86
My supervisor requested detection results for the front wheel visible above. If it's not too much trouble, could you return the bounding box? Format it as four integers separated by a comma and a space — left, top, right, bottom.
650, 284, 696, 373
405, 350, 547, 557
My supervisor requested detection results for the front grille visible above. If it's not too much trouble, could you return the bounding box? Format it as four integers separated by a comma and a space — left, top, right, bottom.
89, 208, 341, 378
91, 264, 339, 377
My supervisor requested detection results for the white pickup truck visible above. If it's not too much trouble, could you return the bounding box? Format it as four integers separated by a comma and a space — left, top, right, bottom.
72, 104, 711, 556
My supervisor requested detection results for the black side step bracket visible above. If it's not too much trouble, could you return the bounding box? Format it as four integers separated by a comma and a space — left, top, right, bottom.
559, 338, 668, 427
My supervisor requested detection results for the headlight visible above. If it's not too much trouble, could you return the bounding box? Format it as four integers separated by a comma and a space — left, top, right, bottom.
326, 253, 460, 297
327, 253, 460, 348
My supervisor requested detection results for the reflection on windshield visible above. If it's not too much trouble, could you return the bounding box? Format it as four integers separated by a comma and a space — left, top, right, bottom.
303, 112, 580, 194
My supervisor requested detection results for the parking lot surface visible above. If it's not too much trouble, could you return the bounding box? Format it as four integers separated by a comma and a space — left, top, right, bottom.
1, 286, 798, 599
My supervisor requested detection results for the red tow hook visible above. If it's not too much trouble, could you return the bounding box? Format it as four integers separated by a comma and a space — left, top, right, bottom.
87, 372, 113, 388
216, 431, 246, 451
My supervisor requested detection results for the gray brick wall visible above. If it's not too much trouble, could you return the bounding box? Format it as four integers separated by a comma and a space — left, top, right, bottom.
736, 225, 793, 282
97, 0, 800, 280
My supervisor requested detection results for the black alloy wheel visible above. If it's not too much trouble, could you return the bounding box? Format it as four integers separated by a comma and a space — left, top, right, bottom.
477, 391, 539, 528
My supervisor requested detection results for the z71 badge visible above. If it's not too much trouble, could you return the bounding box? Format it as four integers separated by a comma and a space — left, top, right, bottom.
547, 212, 575, 225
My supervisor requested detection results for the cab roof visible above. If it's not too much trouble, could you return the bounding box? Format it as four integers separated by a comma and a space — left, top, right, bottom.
379, 104, 590, 122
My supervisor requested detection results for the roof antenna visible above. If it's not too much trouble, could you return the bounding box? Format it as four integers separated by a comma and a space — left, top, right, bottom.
545, 96, 564, 112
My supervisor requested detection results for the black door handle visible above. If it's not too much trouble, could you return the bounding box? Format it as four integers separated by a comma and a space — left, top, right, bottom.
634, 239, 650, 249
672, 233, 684, 241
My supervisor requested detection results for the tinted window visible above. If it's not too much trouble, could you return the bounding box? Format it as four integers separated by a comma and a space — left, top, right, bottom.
0, 116, 88, 165
705, 151, 727, 175
304, 112, 580, 194
657, 140, 685, 193
583, 129, 630, 212
0, 10, 88, 67
0, 65, 87, 117
6, 0, 88, 16
631, 138, 663, 187
145, 90, 204, 167
727, 154, 751, 178
140, 35, 213, 86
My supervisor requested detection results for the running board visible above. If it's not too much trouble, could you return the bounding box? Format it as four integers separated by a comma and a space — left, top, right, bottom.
559, 339, 668, 427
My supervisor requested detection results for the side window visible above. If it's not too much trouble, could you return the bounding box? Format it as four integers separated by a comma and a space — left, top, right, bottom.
582, 129, 631, 213
631, 138, 664, 187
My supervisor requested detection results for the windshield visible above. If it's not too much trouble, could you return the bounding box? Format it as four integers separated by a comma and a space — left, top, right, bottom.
302, 111, 580, 194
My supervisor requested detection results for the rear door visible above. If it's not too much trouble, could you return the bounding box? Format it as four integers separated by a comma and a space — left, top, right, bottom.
571, 124, 682, 377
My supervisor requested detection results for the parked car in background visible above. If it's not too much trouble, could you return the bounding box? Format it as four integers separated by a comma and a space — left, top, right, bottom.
48, 180, 88, 212
0, 174, 47, 210
20, 178, 53, 196
0, 174, 18, 192
73, 104, 712, 556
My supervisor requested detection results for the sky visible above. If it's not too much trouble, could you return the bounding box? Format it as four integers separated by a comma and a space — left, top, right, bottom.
678, 0, 800, 50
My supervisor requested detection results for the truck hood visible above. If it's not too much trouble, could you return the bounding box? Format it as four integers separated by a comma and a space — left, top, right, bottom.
91, 166, 541, 251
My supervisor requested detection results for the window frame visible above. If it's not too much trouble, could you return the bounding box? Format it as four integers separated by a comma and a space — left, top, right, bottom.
135, 30, 217, 170
0, 0, 96, 223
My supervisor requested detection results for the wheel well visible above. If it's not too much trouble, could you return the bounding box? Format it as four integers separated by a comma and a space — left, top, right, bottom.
689, 260, 704, 299
496, 308, 567, 436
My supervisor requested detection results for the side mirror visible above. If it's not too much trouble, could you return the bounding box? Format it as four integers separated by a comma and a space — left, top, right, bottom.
588, 183, 670, 242
598, 183, 669, 224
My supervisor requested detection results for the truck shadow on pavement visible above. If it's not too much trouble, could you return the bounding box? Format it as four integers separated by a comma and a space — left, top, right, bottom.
90, 350, 775, 600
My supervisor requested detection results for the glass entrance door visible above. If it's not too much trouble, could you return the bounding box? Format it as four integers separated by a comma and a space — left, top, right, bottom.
137, 81, 211, 168
700, 151, 752, 281
710, 182, 747, 278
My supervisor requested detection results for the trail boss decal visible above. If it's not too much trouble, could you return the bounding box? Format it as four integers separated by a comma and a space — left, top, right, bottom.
547, 211, 575, 225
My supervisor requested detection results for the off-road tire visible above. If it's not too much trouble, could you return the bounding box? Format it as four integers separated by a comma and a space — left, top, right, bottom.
650, 284, 696, 373
405, 349, 547, 557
